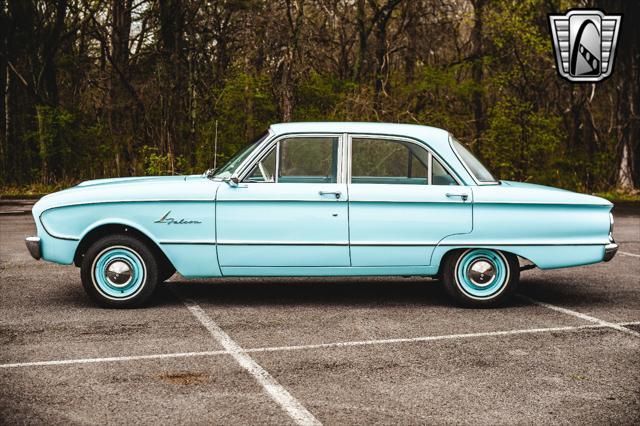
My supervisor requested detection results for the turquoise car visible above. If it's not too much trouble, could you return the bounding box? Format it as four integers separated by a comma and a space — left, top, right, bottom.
25, 122, 617, 308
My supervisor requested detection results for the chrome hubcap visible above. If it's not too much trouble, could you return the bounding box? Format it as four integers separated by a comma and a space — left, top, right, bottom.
105, 260, 133, 287
467, 259, 496, 287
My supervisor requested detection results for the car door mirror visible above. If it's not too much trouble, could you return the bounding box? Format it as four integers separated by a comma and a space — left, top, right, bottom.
225, 176, 240, 187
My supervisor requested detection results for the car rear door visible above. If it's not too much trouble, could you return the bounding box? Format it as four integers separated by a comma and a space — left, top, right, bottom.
216, 134, 350, 269
347, 135, 472, 266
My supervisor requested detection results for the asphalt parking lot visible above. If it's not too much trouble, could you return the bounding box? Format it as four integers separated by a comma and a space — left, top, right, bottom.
1, 203, 639, 424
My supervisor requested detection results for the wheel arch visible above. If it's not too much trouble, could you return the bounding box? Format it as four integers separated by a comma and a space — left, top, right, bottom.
435, 247, 531, 277
74, 223, 172, 269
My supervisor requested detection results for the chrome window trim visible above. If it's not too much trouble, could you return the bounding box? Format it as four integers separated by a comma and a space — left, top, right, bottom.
237, 132, 345, 184
275, 140, 281, 183
347, 133, 462, 186
221, 129, 274, 182
341, 133, 349, 183
448, 133, 500, 186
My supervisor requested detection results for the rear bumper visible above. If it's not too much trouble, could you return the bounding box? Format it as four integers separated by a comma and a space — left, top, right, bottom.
603, 242, 618, 262
25, 236, 41, 260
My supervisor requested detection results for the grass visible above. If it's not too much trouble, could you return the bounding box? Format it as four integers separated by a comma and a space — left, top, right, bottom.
594, 190, 640, 204
1, 182, 77, 199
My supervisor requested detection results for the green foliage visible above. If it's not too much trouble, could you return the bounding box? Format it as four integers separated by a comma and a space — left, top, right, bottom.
196, 72, 278, 170
22, 106, 108, 184
141, 146, 189, 176
484, 96, 563, 183
2, 0, 634, 193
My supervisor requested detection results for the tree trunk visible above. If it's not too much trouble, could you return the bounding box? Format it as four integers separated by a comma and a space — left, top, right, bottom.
616, 1, 639, 190
353, 0, 367, 81
470, 0, 485, 150
39, 0, 67, 106
109, 0, 133, 176
275, 0, 304, 122
373, 14, 388, 106
403, 1, 416, 83
158, 0, 186, 174
0, 0, 6, 182
371, 0, 402, 110
600, 0, 639, 189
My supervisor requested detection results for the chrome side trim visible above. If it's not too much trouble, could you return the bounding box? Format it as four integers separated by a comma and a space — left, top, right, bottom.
472, 201, 612, 206
160, 241, 217, 245
40, 199, 213, 213
211, 241, 609, 247
438, 242, 608, 247
218, 241, 347, 246
218, 199, 467, 204
25, 236, 41, 260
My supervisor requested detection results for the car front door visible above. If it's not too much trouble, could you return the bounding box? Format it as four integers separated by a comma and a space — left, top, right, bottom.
216, 134, 350, 270
347, 135, 472, 267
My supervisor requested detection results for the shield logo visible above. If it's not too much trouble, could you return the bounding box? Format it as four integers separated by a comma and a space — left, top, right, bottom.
549, 10, 622, 82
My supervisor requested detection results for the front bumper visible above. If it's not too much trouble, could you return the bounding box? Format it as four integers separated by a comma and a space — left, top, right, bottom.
603, 242, 618, 262
25, 236, 41, 260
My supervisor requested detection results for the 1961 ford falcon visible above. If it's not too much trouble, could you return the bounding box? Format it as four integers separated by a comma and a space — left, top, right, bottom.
25, 122, 617, 308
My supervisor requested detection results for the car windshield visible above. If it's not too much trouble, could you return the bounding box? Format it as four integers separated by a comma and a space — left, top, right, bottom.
212, 132, 269, 179
450, 137, 497, 183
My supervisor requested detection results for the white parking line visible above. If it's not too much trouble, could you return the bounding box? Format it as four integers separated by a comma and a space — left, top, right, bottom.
0, 350, 228, 368
619, 251, 640, 258
182, 299, 321, 426
518, 295, 640, 338
0, 322, 613, 369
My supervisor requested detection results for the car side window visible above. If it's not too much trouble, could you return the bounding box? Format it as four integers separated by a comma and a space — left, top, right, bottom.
244, 136, 339, 183
246, 148, 276, 182
432, 157, 457, 186
278, 137, 339, 183
351, 138, 428, 185
351, 137, 457, 185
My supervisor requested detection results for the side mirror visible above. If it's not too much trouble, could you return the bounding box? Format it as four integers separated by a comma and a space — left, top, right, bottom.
225, 176, 240, 187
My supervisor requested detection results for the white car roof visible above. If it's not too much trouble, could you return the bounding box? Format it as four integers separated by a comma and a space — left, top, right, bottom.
269, 122, 451, 153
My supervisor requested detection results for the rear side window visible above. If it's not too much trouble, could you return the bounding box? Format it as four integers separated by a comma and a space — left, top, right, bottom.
351, 137, 456, 185
432, 158, 457, 186
450, 137, 496, 183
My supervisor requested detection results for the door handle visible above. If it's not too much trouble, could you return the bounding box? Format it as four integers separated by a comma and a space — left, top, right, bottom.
446, 193, 469, 201
319, 191, 342, 199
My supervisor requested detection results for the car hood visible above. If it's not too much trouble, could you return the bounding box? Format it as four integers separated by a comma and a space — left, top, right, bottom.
473, 180, 612, 206
33, 175, 219, 216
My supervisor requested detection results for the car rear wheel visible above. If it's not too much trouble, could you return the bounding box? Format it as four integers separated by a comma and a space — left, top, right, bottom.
442, 248, 519, 307
80, 234, 158, 308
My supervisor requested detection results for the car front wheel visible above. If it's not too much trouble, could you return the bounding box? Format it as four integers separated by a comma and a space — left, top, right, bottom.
80, 234, 158, 308
442, 248, 519, 307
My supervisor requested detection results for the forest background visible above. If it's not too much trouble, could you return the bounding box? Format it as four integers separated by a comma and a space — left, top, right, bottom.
1, 0, 638, 199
